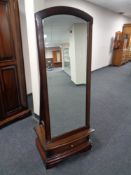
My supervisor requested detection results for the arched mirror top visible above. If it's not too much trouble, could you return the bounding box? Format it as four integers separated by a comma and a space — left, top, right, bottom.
35, 6, 93, 23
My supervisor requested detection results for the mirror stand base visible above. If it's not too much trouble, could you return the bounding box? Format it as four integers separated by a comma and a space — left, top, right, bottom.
35, 124, 94, 169
36, 137, 92, 169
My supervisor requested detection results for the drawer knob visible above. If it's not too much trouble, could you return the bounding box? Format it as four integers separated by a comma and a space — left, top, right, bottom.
70, 144, 74, 148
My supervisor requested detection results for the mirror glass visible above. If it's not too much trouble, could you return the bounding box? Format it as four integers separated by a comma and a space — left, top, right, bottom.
42, 15, 88, 138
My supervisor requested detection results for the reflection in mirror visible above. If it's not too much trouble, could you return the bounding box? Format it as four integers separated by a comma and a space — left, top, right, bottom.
43, 15, 88, 138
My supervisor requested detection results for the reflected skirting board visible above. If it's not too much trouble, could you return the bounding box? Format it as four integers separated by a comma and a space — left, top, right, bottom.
35, 124, 94, 168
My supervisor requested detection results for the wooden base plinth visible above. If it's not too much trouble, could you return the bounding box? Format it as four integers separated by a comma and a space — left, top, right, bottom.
0, 109, 31, 128
35, 124, 94, 168
36, 137, 92, 168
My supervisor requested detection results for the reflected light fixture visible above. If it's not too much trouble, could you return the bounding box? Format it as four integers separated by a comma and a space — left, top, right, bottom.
44, 34, 47, 39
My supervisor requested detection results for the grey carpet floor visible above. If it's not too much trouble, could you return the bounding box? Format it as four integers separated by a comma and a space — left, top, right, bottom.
0, 63, 131, 175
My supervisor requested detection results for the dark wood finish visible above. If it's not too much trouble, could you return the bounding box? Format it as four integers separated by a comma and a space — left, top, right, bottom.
35, 6, 93, 168
1, 66, 21, 116
0, 0, 30, 126
0, 109, 30, 128
86, 22, 92, 128
35, 6, 93, 23
35, 124, 94, 168
0, 1, 15, 61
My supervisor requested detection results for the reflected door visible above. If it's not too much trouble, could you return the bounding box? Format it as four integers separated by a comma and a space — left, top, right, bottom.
52, 50, 62, 67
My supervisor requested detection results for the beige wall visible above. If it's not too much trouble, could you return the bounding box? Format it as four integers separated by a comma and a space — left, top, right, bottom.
74, 23, 87, 84
34, 0, 45, 12
19, 0, 40, 114
18, 0, 32, 94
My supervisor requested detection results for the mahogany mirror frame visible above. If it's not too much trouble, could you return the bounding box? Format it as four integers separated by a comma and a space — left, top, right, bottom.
35, 6, 94, 168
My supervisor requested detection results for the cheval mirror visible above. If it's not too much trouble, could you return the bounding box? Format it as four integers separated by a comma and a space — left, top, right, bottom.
35, 6, 94, 168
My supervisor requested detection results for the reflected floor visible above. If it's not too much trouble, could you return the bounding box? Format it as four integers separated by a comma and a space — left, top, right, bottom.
47, 68, 86, 138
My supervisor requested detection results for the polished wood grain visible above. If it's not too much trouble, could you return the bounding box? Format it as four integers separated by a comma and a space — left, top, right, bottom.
112, 24, 131, 66
35, 124, 94, 168
35, 6, 93, 168
36, 137, 92, 168
86, 22, 93, 128
1, 66, 21, 116
0, 0, 30, 125
0, 1, 14, 61
0, 109, 30, 128
35, 124, 94, 150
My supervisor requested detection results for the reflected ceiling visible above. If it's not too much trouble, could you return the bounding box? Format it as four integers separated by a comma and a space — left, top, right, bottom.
86, 0, 131, 18
43, 15, 86, 48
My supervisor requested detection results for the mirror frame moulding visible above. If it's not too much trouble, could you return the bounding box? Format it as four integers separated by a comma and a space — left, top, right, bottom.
35, 6, 94, 168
